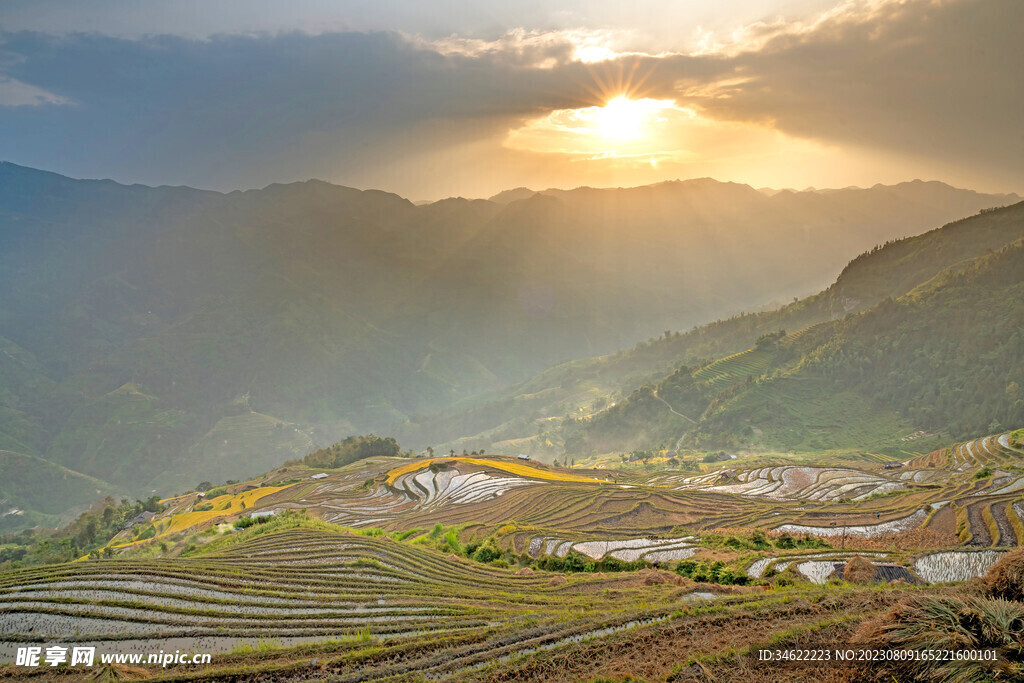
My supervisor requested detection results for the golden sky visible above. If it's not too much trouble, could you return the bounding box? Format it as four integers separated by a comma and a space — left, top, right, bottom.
0, 0, 1020, 198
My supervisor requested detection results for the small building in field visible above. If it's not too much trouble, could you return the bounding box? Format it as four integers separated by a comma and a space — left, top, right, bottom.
249, 509, 278, 520
311, 473, 328, 480
517, 454, 531, 461
883, 462, 904, 470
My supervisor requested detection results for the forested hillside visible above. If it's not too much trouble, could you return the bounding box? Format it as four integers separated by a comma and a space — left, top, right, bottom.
808, 238, 1024, 436
560, 206, 1024, 457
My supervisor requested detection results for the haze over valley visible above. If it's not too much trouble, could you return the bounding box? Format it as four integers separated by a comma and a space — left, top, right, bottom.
0, 161, 1017, 510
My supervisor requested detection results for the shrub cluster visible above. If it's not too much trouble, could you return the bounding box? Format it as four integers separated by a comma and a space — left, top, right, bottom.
702, 530, 829, 552
675, 559, 748, 585
233, 515, 275, 529
534, 552, 647, 574
304, 435, 401, 469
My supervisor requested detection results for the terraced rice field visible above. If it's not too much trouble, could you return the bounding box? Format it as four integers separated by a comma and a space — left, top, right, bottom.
912, 549, 1006, 583
7, 429, 1024, 680
639, 432, 1024, 548
693, 348, 775, 388
0, 526, 792, 681
79, 430, 1024, 620
745, 547, 996, 586
146, 485, 296, 541
774, 509, 929, 539
520, 535, 699, 562
910, 431, 1024, 471
390, 468, 535, 507
86, 433, 1024, 584
239, 458, 779, 538
384, 457, 605, 485
0, 528, 615, 657
779, 322, 828, 344
746, 552, 892, 580
665, 465, 907, 501
0, 523, 925, 682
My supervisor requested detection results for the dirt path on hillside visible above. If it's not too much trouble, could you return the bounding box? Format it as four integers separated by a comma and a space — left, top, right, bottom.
652, 391, 697, 424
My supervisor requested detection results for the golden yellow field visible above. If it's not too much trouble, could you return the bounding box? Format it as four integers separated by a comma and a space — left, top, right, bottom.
384, 457, 606, 485
158, 485, 294, 536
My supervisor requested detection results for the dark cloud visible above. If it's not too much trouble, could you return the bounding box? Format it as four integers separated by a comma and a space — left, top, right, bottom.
0, 28, 704, 192
0, 0, 1020, 195
673, 0, 1024, 187
0, 30, 599, 190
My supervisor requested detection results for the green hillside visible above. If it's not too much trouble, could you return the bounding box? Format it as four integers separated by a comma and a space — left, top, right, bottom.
42, 384, 199, 490
0, 335, 53, 455
564, 211, 1024, 458
0, 450, 121, 530
701, 237, 1024, 452
803, 237, 1024, 438
828, 202, 1024, 312
180, 412, 317, 493
693, 344, 782, 388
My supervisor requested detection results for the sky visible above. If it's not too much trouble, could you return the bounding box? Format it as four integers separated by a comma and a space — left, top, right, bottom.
0, 0, 1021, 200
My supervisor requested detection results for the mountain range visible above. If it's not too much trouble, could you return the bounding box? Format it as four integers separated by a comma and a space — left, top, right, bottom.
0, 160, 1019, 524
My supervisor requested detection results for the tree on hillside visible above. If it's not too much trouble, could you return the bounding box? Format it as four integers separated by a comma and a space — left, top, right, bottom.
0, 496, 167, 569
303, 435, 402, 469
755, 330, 786, 347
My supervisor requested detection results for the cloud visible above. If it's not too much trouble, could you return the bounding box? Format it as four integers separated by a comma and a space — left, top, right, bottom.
672, 0, 1024, 185
0, 28, 684, 194
0, 31, 551, 189
0, 75, 67, 106
0, 0, 1020, 196
504, 0, 1024, 191
0, 43, 68, 105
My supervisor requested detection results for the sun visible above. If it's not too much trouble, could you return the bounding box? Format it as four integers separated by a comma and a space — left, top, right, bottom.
595, 97, 651, 140
588, 96, 674, 142
506, 58, 680, 154
504, 91, 686, 160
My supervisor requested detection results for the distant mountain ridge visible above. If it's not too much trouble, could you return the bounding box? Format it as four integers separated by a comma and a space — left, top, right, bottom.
489, 177, 1018, 206
404, 201, 1024, 459
0, 161, 1017, 520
